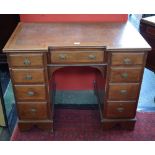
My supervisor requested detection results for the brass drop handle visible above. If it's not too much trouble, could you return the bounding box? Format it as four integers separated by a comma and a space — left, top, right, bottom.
59, 54, 67, 60
120, 89, 127, 94
29, 108, 37, 112
123, 58, 132, 64
25, 74, 32, 80
88, 54, 96, 59
27, 91, 35, 96
117, 107, 124, 112
121, 73, 128, 78
23, 58, 31, 65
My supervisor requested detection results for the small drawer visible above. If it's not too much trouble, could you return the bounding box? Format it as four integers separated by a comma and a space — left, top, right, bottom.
8, 53, 44, 67
111, 52, 145, 65
11, 68, 45, 84
106, 101, 136, 118
14, 85, 46, 101
51, 49, 104, 64
108, 84, 139, 100
17, 102, 48, 120
110, 67, 142, 83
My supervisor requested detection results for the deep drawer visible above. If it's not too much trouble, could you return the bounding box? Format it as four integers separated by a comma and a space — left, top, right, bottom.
14, 85, 46, 101
108, 83, 139, 100
17, 102, 48, 120
106, 101, 136, 118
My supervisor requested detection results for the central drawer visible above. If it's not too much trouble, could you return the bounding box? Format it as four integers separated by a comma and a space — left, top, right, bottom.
11, 68, 45, 84
14, 85, 46, 101
50, 49, 104, 64
108, 83, 139, 100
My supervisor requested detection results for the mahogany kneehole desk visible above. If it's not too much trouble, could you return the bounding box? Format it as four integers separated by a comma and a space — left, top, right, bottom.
3, 22, 151, 131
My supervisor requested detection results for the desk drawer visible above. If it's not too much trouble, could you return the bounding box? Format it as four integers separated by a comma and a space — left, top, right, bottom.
11, 68, 45, 84
51, 50, 104, 63
9, 53, 44, 67
14, 85, 46, 101
110, 67, 142, 83
106, 101, 136, 118
111, 52, 144, 65
17, 102, 48, 120
108, 84, 139, 100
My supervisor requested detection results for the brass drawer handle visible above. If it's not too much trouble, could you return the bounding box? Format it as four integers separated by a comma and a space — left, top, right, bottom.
121, 73, 128, 78
59, 54, 67, 60
88, 54, 96, 59
27, 91, 35, 96
123, 58, 132, 64
29, 108, 37, 112
117, 107, 124, 112
23, 58, 31, 65
120, 89, 127, 94
25, 75, 32, 80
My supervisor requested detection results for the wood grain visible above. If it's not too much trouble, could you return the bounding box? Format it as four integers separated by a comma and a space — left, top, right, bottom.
51, 49, 104, 64
106, 101, 136, 118
14, 85, 46, 101
17, 102, 48, 120
108, 83, 139, 100
111, 52, 145, 65
8, 53, 44, 67
3, 22, 151, 52
11, 68, 45, 84
109, 67, 142, 82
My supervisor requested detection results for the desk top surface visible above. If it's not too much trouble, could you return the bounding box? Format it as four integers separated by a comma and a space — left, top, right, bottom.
3, 22, 151, 52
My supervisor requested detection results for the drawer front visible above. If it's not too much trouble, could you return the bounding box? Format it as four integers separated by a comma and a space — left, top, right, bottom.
51, 50, 104, 63
108, 84, 139, 100
111, 53, 144, 65
11, 68, 45, 84
106, 102, 136, 118
110, 67, 142, 83
9, 53, 44, 67
17, 102, 48, 120
14, 85, 46, 101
